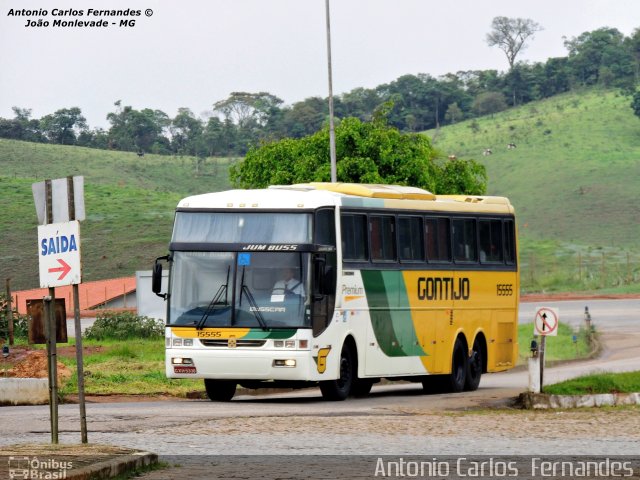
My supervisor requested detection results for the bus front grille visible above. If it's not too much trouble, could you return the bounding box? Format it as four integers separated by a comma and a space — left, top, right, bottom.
200, 339, 267, 348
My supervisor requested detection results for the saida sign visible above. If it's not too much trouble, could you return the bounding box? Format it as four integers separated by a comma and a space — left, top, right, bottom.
38, 220, 81, 287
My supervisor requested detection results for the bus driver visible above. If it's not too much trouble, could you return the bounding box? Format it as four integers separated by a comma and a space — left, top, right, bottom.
272, 267, 305, 298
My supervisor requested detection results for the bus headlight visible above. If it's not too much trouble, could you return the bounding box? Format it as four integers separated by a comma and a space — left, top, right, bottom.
172, 357, 193, 365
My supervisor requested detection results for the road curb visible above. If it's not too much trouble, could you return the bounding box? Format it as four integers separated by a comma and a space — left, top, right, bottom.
519, 391, 640, 409
0, 445, 158, 480
64, 451, 158, 480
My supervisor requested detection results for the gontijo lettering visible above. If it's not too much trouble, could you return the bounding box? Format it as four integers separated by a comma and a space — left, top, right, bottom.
41, 233, 78, 256
417, 277, 470, 301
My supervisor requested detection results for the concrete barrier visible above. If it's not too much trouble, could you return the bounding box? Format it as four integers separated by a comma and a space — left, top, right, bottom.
520, 391, 640, 409
0, 378, 49, 406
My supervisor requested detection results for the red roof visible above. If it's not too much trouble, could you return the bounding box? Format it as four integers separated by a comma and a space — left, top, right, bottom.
12, 276, 136, 316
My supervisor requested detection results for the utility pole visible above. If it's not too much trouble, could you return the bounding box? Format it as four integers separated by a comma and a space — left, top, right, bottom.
325, 0, 337, 183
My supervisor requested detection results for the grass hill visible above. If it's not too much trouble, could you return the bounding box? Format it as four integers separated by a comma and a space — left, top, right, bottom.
1, 88, 639, 293
427, 88, 640, 292
0, 141, 236, 289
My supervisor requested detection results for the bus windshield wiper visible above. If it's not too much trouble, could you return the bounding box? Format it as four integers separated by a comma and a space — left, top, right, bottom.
239, 267, 268, 331
196, 266, 230, 330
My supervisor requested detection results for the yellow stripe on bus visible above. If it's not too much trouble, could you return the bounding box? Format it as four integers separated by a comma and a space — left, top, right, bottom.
171, 327, 251, 339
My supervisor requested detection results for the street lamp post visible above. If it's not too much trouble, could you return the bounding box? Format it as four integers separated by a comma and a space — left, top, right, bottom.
325, 0, 337, 183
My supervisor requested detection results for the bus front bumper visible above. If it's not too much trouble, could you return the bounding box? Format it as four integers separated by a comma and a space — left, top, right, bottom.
166, 348, 321, 381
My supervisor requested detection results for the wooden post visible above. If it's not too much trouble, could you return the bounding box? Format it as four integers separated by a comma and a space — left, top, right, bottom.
48, 290, 59, 444
5, 278, 13, 345
44, 179, 59, 444
68, 175, 88, 444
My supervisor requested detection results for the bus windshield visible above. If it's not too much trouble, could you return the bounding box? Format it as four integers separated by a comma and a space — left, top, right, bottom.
172, 212, 312, 244
168, 251, 311, 328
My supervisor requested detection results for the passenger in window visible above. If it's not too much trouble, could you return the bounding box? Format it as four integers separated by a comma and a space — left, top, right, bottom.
272, 267, 305, 297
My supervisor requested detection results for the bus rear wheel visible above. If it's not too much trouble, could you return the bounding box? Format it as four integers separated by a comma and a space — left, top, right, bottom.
464, 337, 483, 391
204, 379, 237, 402
319, 342, 354, 401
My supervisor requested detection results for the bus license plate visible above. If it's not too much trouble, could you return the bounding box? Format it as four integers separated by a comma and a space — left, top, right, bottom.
174, 366, 197, 374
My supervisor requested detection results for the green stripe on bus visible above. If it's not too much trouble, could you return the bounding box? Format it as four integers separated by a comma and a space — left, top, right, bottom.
361, 270, 426, 357
244, 329, 297, 339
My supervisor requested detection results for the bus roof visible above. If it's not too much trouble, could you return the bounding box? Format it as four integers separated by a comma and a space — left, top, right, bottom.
177, 183, 514, 215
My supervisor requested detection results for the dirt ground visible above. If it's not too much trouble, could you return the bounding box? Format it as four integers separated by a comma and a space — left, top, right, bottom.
2, 344, 106, 382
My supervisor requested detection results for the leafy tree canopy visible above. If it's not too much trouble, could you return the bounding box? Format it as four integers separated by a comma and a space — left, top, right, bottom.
229, 116, 487, 195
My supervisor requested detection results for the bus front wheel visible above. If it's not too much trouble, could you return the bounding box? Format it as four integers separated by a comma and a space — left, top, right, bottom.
204, 379, 237, 402
319, 342, 354, 401
447, 338, 468, 393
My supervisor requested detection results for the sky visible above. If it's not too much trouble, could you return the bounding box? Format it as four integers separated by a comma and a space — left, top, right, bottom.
1, 0, 639, 129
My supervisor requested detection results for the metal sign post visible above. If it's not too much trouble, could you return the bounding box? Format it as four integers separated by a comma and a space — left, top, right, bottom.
533, 306, 559, 393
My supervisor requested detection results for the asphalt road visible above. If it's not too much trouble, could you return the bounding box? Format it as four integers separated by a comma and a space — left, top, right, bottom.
1, 299, 639, 457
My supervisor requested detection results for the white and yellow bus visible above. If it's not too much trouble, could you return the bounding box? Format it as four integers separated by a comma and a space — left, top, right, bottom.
153, 183, 518, 401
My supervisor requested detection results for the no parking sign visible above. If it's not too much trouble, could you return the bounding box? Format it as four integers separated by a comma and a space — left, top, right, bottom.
534, 307, 559, 336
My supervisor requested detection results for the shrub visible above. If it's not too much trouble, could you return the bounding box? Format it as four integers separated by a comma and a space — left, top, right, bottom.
0, 294, 28, 340
84, 311, 163, 340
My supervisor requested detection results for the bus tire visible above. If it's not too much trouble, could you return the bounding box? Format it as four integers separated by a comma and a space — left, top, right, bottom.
447, 338, 468, 393
421, 375, 447, 394
464, 337, 483, 391
351, 378, 373, 397
319, 342, 354, 401
204, 379, 237, 402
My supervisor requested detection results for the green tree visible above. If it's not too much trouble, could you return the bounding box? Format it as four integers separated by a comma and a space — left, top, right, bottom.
626, 27, 640, 82
213, 92, 283, 128
434, 158, 487, 195
472, 91, 508, 117
486, 16, 542, 69
444, 102, 464, 124
171, 108, 204, 155
40, 107, 87, 145
564, 28, 635, 87
106, 102, 170, 152
229, 116, 486, 195
0, 107, 43, 142
280, 97, 327, 138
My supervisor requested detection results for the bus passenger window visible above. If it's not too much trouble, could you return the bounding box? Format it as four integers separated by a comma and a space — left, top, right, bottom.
340, 214, 368, 261
453, 218, 477, 263
504, 220, 516, 264
370, 215, 396, 262
425, 217, 451, 263
479, 219, 504, 263
398, 216, 424, 262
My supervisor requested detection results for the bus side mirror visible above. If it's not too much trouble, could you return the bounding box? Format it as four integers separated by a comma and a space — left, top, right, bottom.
153, 255, 169, 299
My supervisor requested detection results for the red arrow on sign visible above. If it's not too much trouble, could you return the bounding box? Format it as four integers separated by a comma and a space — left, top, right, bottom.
48, 259, 72, 280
